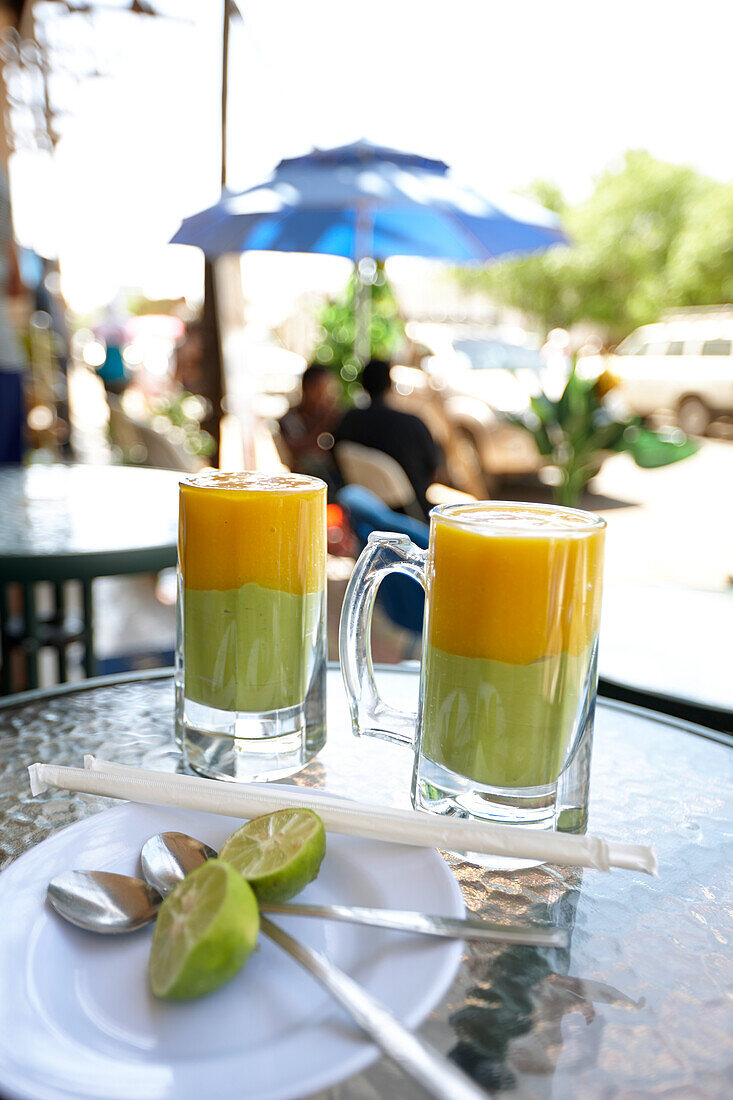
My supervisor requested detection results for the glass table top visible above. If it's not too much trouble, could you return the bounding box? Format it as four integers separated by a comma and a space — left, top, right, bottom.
0, 667, 731, 1098
0, 464, 180, 563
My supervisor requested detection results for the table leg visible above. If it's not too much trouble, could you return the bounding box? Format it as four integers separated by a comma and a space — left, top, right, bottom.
0, 583, 10, 694
82, 580, 97, 679
53, 582, 68, 683
22, 582, 39, 691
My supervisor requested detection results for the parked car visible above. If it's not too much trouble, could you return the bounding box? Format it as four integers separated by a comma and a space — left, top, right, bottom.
578, 312, 733, 435
390, 324, 552, 495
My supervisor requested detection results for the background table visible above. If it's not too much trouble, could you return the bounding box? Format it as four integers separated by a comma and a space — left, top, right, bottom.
599, 582, 733, 733
1, 667, 731, 1098
0, 464, 180, 691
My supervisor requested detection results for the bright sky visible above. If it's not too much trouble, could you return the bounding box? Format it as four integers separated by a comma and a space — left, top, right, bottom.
9, 0, 732, 312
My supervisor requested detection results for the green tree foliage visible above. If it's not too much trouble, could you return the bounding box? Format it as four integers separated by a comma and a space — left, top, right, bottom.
667, 184, 733, 306
312, 263, 405, 399
457, 152, 733, 344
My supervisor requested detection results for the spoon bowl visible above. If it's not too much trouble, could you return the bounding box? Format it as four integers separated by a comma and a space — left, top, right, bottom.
47, 871, 161, 933
141, 831, 215, 896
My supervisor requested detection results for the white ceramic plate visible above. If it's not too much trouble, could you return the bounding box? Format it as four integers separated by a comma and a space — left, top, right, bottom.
0, 801, 464, 1100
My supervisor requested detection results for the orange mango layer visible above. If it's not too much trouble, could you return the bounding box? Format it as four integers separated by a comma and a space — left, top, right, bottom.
179, 472, 326, 594
428, 504, 604, 665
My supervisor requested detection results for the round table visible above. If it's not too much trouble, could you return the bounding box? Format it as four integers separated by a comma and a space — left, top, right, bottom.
0, 666, 730, 1098
0, 464, 180, 691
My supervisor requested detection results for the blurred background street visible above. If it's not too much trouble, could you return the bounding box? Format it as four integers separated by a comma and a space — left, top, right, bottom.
1, 0, 731, 721
77, 431, 731, 717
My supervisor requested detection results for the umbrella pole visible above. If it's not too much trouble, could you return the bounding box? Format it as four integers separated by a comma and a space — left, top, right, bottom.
199, 0, 233, 467
354, 270, 371, 366
201, 262, 225, 465
354, 204, 373, 366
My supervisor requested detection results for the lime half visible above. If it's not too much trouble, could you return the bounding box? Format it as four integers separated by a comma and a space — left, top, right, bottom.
149, 859, 259, 1000
219, 808, 326, 903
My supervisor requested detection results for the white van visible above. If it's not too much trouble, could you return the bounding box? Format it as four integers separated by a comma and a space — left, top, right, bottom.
579, 311, 733, 434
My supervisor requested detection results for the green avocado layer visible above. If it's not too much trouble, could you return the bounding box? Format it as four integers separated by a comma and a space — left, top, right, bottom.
421, 643, 593, 788
184, 583, 323, 713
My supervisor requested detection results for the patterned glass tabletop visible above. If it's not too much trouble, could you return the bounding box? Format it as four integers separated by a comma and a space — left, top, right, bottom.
0, 667, 731, 1098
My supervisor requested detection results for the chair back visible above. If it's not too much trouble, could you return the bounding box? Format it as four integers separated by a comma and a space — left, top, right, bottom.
335, 441, 416, 509
337, 484, 428, 636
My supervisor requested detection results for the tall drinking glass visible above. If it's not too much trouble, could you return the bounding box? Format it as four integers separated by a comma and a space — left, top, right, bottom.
176, 472, 327, 782
340, 502, 605, 832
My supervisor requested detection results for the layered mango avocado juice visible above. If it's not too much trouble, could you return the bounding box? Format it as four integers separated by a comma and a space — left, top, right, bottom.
179, 472, 326, 714
421, 504, 605, 790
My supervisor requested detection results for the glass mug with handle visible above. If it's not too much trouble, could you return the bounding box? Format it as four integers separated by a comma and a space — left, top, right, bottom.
340, 502, 606, 832
176, 471, 327, 782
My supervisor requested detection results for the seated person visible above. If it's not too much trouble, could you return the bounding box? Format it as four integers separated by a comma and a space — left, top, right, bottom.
333, 358, 439, 519
278, 364, 341, 491
174, 320, 205, 395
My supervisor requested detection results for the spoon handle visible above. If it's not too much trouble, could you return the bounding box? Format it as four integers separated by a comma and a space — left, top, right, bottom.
261, 901, 566, 947
260, 916, 484, 1100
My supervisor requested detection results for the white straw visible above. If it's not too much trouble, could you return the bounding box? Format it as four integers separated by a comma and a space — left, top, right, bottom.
27, 758, 657, 876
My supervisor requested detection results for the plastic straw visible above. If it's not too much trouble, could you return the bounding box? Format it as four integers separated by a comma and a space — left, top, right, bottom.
26, 757, 657, 875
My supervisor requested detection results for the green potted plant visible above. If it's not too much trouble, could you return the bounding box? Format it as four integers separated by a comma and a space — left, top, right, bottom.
514, 365, 699, 507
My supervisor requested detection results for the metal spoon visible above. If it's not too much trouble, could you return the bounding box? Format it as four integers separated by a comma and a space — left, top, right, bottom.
47, 872, 486, 1098
141, 834, 486, 1100
47, 871, 161, 933
142, 831, 567, 948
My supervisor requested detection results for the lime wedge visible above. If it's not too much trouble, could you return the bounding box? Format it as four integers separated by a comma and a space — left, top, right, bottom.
149, 859, 259, 1000
219, 808, 326, 903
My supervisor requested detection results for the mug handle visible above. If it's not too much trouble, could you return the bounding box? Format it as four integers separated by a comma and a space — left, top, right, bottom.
339, 532, 427, 745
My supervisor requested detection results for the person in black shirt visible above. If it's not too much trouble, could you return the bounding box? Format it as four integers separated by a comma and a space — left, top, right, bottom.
333, 359, 439, 519
279, 364, 341, 493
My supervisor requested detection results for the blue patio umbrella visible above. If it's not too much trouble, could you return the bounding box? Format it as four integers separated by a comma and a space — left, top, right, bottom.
172, 141, 566, 364
171, 140, 566, 263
